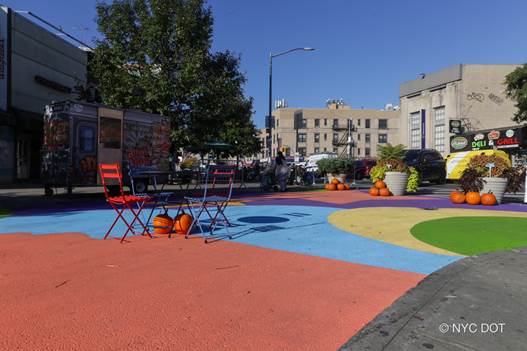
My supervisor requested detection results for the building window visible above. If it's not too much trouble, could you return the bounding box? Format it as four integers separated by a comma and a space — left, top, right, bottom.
365, 147, 371, 157
357, 134, 361, 141
378, 134, 388, 144
301, 118, 307, 128
324, 118, 327, 126
333, 119, 339, 128
333, 147, 338, 153
357, 119, 361, 127
434, 125, 445, 152
297, 133, 306, 143
273, 134, 275, 143
324, 133, 327, 141
276, 119, 279, 128
314, 147, 320, 154
298, 147, 306, 156
378, 119, 388, 129
315, 119, 320, 128
358, 148, 361, 156
324, 147, 327, 152
434, 106, 446, 153
409, 111, 421, 149
314, 133, 320, 143
333, 133, 339, 142
365, 119, 370, 128
365, 133, 370, 144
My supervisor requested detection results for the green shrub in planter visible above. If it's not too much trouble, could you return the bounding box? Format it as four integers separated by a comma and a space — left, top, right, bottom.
317, 157, 355, 175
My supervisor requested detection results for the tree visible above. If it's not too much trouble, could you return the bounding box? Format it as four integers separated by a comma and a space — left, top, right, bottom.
505, 63, 527, 123
89, 0, 260, 157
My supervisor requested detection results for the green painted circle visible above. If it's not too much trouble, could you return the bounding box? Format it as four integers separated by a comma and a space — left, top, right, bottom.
410, 216, 527, 256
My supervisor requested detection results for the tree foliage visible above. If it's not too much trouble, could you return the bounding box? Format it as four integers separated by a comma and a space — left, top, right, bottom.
88, 0, 260, 157
505, 63, 527, 123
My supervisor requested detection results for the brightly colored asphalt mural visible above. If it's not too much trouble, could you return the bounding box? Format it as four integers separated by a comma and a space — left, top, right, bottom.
1, 191, 526, 275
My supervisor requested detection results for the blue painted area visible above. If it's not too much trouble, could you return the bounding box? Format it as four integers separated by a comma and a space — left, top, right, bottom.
0, 205, 460, 274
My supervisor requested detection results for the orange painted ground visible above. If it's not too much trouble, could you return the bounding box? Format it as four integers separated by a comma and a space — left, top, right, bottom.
0, 233, 423, 351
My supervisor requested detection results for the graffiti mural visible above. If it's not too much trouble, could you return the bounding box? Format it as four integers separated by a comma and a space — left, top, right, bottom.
123, 121, 153, 169
466, 92, 485, 103
488, 93, 504, 105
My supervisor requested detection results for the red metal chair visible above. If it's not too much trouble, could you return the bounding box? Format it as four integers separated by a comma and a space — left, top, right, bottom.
99, 163, 152, 243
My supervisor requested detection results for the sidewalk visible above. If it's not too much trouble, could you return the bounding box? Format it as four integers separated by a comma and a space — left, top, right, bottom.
339, 248, 527, 351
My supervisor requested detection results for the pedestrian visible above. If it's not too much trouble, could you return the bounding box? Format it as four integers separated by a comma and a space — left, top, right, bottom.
274, 152, 290, 192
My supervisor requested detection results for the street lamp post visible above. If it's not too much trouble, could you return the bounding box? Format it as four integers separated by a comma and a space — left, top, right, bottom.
267, 47, 315, 159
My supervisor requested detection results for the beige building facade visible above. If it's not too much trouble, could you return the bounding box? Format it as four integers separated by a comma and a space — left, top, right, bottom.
399, 64, 521, 156
266, 101, 400, 159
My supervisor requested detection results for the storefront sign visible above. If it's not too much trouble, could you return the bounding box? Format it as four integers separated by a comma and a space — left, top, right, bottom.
449, 126, 527, 153
449, 120, 463, 134
450, 136, 468, 150
0, 6, 9, 112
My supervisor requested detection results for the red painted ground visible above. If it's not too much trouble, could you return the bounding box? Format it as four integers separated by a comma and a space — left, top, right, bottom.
0, 233, 423, 350
244, 189, 432, 205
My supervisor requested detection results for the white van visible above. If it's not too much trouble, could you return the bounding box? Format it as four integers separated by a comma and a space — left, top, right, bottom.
304, 153, 337, 173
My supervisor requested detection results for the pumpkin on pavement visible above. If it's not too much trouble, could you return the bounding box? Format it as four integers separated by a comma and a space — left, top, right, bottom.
465, 192, 481, 205
481, 193, 497, 206
369, 187, 379, 196
337, 184, 346, 191
153, 213, 173, 234
327, 183, 337, 191
374, 180, 386, 189
379, 187, 391, 196
173, 212, 193, 234
331, 178, 340, 185
450, 191, 466, 204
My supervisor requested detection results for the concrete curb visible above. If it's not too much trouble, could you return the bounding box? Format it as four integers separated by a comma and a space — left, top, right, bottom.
339, 248, 527, 351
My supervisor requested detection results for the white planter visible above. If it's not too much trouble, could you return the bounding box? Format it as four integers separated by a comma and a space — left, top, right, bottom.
481, 177, 508, 204
384, 172, 408, 196
327, 173, 347, 184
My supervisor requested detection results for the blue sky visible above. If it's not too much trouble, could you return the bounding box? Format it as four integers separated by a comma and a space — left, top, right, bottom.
4, 0, 527, 128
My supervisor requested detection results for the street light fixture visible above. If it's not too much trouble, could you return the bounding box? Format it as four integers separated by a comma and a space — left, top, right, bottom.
267, 47, 315, 158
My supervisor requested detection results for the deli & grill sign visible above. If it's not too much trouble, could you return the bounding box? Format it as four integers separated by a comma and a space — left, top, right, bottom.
450, 126, 527, 152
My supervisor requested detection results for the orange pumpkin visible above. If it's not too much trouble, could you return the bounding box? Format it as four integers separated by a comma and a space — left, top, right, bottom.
450, 191, 466, 204
331, 178, 340, 185
327, 183, 337, 191
481, 193, 497, 206
337, 184, 346, 191
153, 214, 173, 234
324, 183, 330, 190
465, 192, 481, 205
173, 212, 193, 234
379, 187, 391, 196
375, 180, 386, 189
368, 187, 379, 196
344, 184, 350, 190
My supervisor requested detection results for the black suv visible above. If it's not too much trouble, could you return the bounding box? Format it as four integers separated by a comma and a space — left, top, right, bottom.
404, 149, 446, 184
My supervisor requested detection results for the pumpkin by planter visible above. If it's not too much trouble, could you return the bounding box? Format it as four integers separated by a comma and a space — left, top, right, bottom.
375, 180, 386, 189
331, 178, 340, 185
153, 214, 173, 234
450, 191, 466, 204
379, 188, 391, 196
337, 184, 346, 191
465, 192, 481, 205
327, 183, 337, 191
481, 193, 497, 206
173, 213, 193, 234
369, 187, 379, 196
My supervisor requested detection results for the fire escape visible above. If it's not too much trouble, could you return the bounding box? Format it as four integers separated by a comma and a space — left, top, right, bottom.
332, 119, 356, 158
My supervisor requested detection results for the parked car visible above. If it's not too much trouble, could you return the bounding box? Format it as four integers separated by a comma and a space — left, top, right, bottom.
304, 153, 337, 173
404, 149, 446, 184
353, 159, 376, 180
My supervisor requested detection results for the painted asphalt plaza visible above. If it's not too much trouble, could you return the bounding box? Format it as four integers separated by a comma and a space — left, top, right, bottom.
1, 189, 526, 350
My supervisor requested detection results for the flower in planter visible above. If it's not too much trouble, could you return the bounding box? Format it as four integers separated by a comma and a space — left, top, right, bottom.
369, 144, 420, 193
